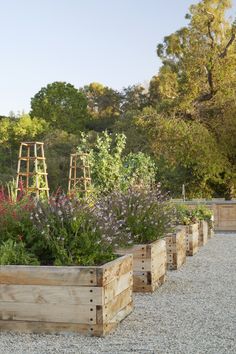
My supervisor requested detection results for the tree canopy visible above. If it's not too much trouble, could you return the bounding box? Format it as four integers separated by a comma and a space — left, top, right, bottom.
30, 82, 88, 133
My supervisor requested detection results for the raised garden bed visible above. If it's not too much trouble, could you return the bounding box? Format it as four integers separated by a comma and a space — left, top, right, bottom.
166, 227, 186, 270
116, 239, 167, 293
185, 223, 199, 256
0, 254, 133, 337
199, 220, 208, 246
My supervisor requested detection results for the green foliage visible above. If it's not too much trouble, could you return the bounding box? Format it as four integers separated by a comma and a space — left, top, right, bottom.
0, 198, 35, 244
0, 239, 39, 265
136, 107, 228, 197
175, 204, 192, 225
77, 131, 156, 194
123, 152, 156, 189
191, 205, 213, 222
29, 196, 116, 266
78, 131, 126, 193
30, 81, 88, 133
0, 195, 116, 266
96, 187, 176, 245
175, 203, 213, 225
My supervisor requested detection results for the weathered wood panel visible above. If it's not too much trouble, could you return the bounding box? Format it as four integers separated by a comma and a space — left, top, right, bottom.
166, 227, 186, 270
199, 220, 208, 247
0, 266, 97, 286
0, 302, 97, 324
0, 284, 103, 305
0, 255, 133, 336
185, 223, 199, 256
117, 239, 167, 293
175, 200, 236, 231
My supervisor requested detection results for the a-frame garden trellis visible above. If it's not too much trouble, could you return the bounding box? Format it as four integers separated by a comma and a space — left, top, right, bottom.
68, 152, 91, 196
16, 142, 49, 199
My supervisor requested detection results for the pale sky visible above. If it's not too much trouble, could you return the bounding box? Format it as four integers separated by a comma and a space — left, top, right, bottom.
0, 0, 235, 116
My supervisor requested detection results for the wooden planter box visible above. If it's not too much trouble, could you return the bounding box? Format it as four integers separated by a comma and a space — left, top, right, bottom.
199, 220, 208, 246
185, 223, 199, 256
208, 216, 214, 239
166, 227, 186, 270
116, 239, 167, 293
0, 255, 133, 337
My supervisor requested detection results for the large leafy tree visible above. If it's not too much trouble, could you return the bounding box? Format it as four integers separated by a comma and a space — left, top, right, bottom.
80, 82, 121, 131
30, 82, 88, 133
152, 0, 236, 116
135, 108, 228, 197
148, 0, 236, 196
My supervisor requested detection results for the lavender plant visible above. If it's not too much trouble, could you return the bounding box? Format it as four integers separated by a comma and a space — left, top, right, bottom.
93, 185, 176, 246
28, 194, 116, 266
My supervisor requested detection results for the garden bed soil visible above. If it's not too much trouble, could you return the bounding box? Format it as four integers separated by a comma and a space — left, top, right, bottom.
166, 226, 187, 270
185, 223, 199, 256
0, 255, 133, 337
116, 239, 167, 293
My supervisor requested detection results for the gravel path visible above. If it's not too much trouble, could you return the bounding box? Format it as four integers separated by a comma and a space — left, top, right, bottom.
0, 234, 236, 354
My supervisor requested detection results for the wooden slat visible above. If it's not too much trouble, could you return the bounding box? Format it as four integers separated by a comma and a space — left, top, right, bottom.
103, 288, 132, 323
0, 266, 97, 286
0, 321, 104, 336
99, 255, 133, 286
104, 272, 132, 304
0, 302, 97, 324
116, 244, 147, 258
0, 284, 103, 305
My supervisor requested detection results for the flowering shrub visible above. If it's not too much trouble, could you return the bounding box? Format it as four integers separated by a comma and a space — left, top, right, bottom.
0, 194, 35, 244
175, 204, 194, 225
94, 185, 176, 245
28, 194, 116, 266
0, 192, 116, 266
176, 204, 213, 226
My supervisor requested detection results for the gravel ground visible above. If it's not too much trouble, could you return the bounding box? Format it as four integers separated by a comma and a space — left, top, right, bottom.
0, 233, 236, 354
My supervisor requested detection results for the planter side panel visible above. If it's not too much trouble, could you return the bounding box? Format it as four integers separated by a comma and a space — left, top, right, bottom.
186, 223, 199, 256
166, 227, 186, 270
117, 239, 167, 293
0, 255, 133, 337
199, 220, 208, 247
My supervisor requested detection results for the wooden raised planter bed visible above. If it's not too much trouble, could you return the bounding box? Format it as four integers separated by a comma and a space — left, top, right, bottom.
185, 223, 199, 256
116, 239, 167, 293
0, 255, 133, 337
166, 227, 186, 270
208, 216, 214, 239
199, 220, 208, 246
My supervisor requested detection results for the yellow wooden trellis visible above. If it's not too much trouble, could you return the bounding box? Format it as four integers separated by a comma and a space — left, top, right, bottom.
16, 142, 49, 199
68, 152, 91, 196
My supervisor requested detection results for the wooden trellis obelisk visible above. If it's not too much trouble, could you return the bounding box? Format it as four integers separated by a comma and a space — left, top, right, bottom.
68, 153, 91, 196
16, 142, 49, 199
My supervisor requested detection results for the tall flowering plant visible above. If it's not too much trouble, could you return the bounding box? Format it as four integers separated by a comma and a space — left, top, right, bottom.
93, 185, 176, 246
29, 194, 116, 266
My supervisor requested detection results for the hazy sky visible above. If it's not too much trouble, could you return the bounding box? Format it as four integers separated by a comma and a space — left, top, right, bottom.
0, 0, 235, 115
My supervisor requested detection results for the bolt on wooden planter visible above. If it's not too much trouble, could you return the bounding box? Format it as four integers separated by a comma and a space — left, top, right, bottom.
185, 223, 199, 256
0, 255, 133, 337
199, 220, 208, 247
116, 238, 167, 293
166, 226, 187, 270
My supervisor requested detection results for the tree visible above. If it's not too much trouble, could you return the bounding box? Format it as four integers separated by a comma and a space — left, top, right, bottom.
120, 85, 149, 115
135, 108, 228, 197
30, 82, 88, 133
80, 82, 121, 132
12, 114, 48, 143
153, 0, 236, 116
